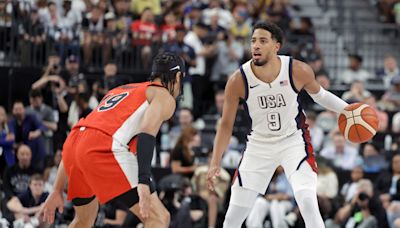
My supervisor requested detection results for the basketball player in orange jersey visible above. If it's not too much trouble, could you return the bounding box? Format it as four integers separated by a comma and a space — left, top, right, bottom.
40, 52, 185, 227
208, 21, 350, 228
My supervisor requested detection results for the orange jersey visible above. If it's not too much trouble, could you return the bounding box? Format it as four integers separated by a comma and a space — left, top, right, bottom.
75, 82, 161, 153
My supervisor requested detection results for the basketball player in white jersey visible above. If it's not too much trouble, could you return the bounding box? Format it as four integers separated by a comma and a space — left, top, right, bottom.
207, 21, 349, 228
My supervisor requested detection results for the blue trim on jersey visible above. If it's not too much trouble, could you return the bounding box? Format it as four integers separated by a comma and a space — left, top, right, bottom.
240, 98, 253, 139
288, 57, 300, 94
239, 65, 249, 100
295, 96, 309, 170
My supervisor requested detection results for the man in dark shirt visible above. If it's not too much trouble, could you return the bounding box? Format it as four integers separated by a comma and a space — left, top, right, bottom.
9, 101, 47, 171
7, 174, 49, 227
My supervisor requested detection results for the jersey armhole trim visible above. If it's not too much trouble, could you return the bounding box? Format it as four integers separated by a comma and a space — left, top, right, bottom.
288, 57, 300, 94
239, 65, 249, 100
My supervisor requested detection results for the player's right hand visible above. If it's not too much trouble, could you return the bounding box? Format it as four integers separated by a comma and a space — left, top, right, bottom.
207, 165, 220, 191
138, 184, 151, 220
40, 191, 64, 224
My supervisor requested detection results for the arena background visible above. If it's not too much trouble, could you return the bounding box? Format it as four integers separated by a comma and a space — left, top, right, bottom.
0, 0, 400, 227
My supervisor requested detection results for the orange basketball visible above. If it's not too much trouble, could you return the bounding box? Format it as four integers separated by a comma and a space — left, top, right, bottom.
338, 103, 379, 143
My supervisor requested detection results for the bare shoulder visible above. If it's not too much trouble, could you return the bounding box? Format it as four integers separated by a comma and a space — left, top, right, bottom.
226, 70, 245, 99
292, 59, 315, 84
146, 86, 176, 118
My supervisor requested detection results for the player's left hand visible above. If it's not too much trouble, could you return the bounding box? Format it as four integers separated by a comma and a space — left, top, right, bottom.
40, 191, 64, 224
138, 184, 152, 220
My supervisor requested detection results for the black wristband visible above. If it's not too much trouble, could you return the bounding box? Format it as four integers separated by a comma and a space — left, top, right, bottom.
136, 133, 156, 186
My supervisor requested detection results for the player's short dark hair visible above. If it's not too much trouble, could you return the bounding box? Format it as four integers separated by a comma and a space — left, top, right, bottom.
149, 52, 185, 95
252, 21, 284, 45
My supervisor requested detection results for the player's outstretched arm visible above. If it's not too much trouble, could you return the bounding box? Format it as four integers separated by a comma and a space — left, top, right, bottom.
136, 86, 176, 219
295, 60, 348, 114
40, 161, 67, 224
208, 71, 244, 191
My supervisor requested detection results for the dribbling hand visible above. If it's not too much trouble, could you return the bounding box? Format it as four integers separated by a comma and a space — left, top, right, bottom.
138, 184, 152, 220
40, 191, 64, 224
207, 165, 220, 191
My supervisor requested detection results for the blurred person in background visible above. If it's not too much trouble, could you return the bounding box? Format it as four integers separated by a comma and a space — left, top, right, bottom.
316, 71, 331, 90
341, 166, 364, 203
211, 32, 244, 89
341, 80, 372, 103
246, 167, 295, 228
3, 144, 38, 200
169, 108, 194, 149
95, 201, 129, 228
131, 8, 159, 68
392, 111, 400, 133
192, 149, 230, 228
306, 111, 324, 152
7, 174, 49, 228
130, 0, 161, 17
363, 95, 388, 133
19, 7, 46, 66
361, 143, 388, 174
103, 12, 127, 64
375, 154, 400, 210
330, 179, 385, 228
26, 89, 57, 158
82, 6, 105, 66
95, 62, 124, 100
337, 54, 372, 85
67, 81, 98, 128
9, 101, 47, 171
230, 4, 252, 55
171, 126, 201, 179
381, 76, 400, 111
320, 131, 361, 171
160, 11, 180, 44
0, 106, 15, 169
43, 149, 62, 193
317, 160, 339, 220
376, 54, 399, 89
202, 0, 234, 30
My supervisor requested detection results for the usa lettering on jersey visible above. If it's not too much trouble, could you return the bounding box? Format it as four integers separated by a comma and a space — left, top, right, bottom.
257, 94, 287, 109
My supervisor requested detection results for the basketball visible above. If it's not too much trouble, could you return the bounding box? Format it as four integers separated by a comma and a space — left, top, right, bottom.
338, 103, 379, 143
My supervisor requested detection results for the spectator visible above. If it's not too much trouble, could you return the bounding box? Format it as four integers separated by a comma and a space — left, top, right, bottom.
6, 174, 49, 228
160, 11, 180, 44
95, 201, 129, 228
206, 90, 225, 117
169, 108, 194, 149
206, 10, 226, 42
230, 4, 252, 49
333, 179, 385, 228
42, 2, 61, 47
162, 25, 196, 109
202, 0, 234, 30
246, 167, 294, 228
376, 54, 399, 89
287, 17, 318, 61
0, 106, 15, 168
341, 166, 364, 203
211, 32, 244, 88
306, 111, 324, 152
0, 0, 12, 60
26, 89, 57, 157
19, 7, 46, 66
43, 149, 62, 193
183, 3, 203, 30
171, 126, 200, 179
375, 153, 400, 210
67, 82, 98, 128
97, 62, 124, 97
381, 75, 400, 111
54, 0, 81, 64
103, 12, 127, 63
337, 54, 372, 85
9, 101, 47, 171
361, 143, 388, 174
82, 6, 105, 66
184, 22, 216, 118
130, 0, 161, 17
130, 8, 159, 68
317, 161, 339, 220
392, 111, 400, 133
316, 71, 331, 90
2, 144, 38, 199
363, 95, 389, 133
191, 149, 230, 228
341, 80, 372, 103
320, 131, 361, 170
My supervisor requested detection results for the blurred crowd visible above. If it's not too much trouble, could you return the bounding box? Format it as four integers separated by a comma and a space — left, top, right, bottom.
0, 0, 400, 227
378, 0, 400, 24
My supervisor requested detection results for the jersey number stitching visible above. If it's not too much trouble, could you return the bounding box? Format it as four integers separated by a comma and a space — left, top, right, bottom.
267, 112, 281, 131
97, 92, 129, 112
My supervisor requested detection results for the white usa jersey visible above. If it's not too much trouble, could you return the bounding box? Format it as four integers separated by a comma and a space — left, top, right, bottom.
240, 55, 307, 143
